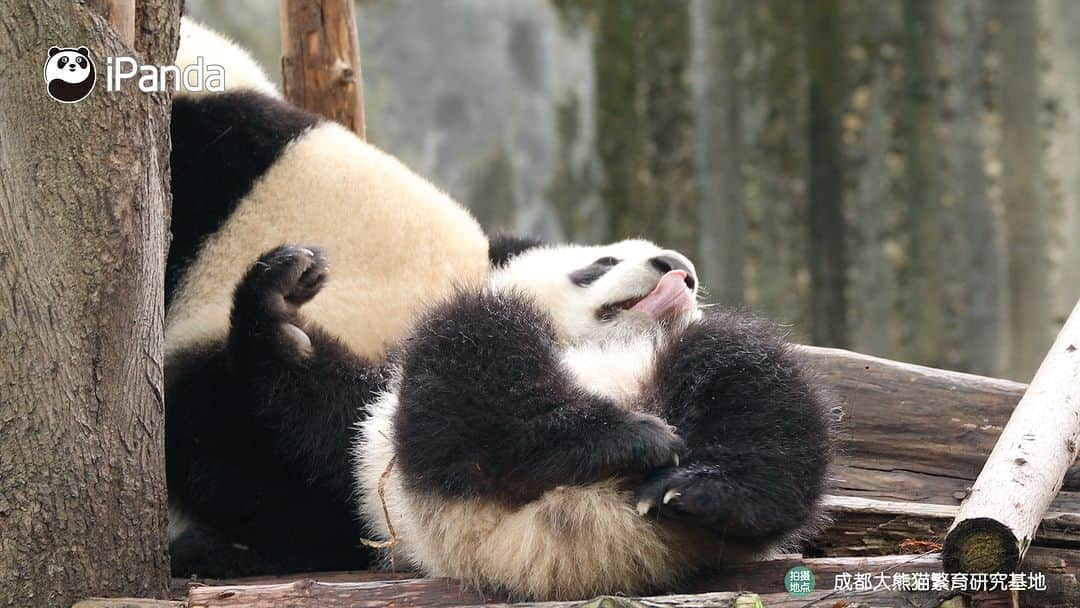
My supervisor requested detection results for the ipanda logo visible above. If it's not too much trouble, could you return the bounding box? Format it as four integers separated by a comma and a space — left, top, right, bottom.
44, 45, 225, 103
44, 46, 95, 103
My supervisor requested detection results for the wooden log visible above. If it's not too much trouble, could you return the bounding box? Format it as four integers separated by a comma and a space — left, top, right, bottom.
86, 0, 135, 44
943, 300, 1080, 573
74, 600, 181, 608
182, 548, 1080, 607
280, 0, 366, 137
820, 495, 1080, 556
797, 344, 1031, 479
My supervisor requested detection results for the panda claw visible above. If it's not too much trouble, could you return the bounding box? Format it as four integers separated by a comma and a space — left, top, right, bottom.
662, 490, 680, 505
636, 498, 655, 516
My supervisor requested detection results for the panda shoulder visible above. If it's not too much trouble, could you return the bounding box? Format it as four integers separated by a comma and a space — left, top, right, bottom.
176, 17, 280, 100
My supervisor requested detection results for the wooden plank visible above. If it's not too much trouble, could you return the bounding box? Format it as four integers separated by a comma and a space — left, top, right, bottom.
183, 549, 1080, 607
73, 601, 181, 608
186, 577, 493, 607
943, 300, 1080, 573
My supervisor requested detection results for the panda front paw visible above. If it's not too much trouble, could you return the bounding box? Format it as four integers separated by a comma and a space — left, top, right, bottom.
612, 411, 685, 474
231, 244, 329, 359
248, 244, 329, 308
634, 466, 731, 520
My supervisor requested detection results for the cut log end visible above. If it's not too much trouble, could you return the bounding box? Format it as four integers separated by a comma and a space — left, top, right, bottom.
942, 517, 1021, 573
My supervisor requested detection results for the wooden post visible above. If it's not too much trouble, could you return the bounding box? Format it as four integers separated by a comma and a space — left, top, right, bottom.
280, 0, 366, 138
87, 0, 135, 44
943, 299, 1080, 573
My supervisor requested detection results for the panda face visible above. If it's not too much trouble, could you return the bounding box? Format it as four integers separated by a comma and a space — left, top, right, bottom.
488, 239, 700, 345
45, 47, 93, 84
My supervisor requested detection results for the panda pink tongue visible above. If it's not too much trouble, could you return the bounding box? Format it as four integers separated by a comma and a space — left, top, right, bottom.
631, 270, 694, 320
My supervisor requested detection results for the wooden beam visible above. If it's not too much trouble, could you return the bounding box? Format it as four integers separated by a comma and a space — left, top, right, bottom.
943, 299, 1080, 573
280, 0, 366, 137
86, 0, 135, 44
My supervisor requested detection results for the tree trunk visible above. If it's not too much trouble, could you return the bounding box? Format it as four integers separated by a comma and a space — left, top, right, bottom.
996, 0, 1051, 381
690, 0, 744, 306
805, 0, 849, 348
594, 0, 698, 259
0, 1, 179, 605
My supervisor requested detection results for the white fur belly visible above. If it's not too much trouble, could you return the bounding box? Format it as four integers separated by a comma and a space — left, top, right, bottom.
166, 122, 488, 360
353, 382, 704, 600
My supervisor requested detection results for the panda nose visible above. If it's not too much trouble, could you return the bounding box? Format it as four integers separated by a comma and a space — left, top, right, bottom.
649, 255, 696, 290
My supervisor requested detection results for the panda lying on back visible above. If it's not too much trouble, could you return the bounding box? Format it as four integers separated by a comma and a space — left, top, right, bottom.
355, 239, 836, 598
166, 19, 835, 600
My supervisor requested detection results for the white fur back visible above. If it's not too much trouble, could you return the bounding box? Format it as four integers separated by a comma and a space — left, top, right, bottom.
176, 17, 280, 99
165, 122, 489, 360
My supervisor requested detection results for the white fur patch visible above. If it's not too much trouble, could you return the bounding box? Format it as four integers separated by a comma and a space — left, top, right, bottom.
559, 336, 657, 405
165, 123, 489, 361
176, 18, 280, 99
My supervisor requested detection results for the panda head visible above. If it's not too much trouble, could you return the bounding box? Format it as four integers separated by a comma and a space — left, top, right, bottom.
45, 47, 93, 84
488, 237, 701, 345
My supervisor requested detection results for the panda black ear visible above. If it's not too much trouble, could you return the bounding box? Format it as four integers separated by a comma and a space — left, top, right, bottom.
49, 46, 60, 57
76, 46, 89, 56
488, 232, 545, 268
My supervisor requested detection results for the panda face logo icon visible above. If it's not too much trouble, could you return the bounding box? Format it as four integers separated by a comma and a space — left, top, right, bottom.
43, 46, 96, 103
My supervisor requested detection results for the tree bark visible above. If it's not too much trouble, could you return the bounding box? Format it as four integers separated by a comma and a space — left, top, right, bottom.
280, 0, 366, 138
0, 0, 179, 605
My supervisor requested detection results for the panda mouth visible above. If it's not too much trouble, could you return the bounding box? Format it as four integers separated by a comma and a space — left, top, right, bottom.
599, 270, 695, 322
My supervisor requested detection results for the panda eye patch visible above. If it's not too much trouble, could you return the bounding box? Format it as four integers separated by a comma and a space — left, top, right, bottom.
570, 257, 620, 287
77, 57, 87, 68
58, 57, 68, 68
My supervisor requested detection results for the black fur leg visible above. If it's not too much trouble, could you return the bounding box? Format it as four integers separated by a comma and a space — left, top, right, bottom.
394, 289, 684, 504
229, 244, 329, 363
167, 244, 390, 577
637, 310, 835, 544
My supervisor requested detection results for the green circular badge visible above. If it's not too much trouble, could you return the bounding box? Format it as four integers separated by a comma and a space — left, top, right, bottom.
784, 565, 815, 596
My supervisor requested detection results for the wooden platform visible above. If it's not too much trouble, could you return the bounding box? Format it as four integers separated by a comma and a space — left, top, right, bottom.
72, 547, 1078, 607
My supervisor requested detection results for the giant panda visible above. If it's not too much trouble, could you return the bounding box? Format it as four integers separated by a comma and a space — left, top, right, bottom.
165, 18, 489, 576
165, 18, 835, 597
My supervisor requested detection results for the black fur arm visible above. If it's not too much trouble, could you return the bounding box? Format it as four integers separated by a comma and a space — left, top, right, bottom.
393, 289, 683, 503
637, 310, 836, 542
226, 245, 388, 501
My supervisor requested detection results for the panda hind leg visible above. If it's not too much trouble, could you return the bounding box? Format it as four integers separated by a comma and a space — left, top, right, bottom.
228, 244, 329, 363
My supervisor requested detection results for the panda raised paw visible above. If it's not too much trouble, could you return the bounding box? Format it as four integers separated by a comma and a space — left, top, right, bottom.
230, 244, 329, 360
247, 244, 328, 307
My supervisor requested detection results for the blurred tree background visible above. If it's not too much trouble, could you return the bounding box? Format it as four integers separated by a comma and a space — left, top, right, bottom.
187, 0, 1080, 381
